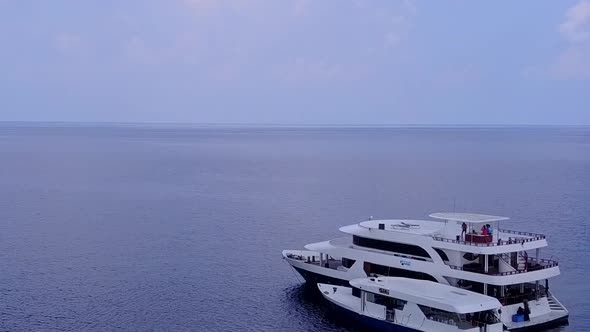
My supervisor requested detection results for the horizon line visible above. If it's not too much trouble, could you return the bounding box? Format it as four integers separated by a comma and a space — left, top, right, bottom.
1, 121, 590, 128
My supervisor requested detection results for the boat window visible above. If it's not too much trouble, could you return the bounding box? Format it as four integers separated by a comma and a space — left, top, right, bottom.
475, 310, 501, 324
364, 262, 438, 282
420, 306, 500, 327
463, 252, 479, 261
434, 248, 449, 261
369, 293, 407, 310
418, 305, 460, 325
342, 257, 356, 268
353, 235, 431, 259
459, 310, 501, 327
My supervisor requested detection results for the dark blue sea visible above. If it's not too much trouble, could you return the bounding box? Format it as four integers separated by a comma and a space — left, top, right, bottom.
0, 124, 588, 332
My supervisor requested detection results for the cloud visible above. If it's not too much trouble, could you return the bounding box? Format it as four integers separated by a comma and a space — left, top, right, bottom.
559, 0, 590, 43
552, 1, 590, 79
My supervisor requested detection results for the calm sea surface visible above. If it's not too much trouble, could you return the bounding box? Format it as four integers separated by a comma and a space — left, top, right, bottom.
0, 124, 588, 332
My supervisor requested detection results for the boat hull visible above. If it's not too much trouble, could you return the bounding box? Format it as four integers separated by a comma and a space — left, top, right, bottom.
326, 296, 421, 332
292, 266, 350, 286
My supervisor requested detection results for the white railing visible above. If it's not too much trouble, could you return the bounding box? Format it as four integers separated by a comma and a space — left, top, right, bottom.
432, 229, 546, 247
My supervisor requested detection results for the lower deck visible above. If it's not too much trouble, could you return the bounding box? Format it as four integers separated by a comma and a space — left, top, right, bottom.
319, 283, 503, 332
284, 249, 569, 331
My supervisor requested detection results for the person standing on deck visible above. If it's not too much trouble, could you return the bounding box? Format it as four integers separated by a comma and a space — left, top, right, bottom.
481, 225, 488, 235
461, 222, 467, 240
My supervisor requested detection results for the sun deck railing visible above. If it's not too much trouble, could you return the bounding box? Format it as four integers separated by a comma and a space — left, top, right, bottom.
432, 231, 546, 247
535, 258, 559, 269
497, 229, 546, 240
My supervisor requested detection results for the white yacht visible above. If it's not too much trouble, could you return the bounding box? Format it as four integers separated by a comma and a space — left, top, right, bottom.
283, 213, 569, 331
319, 276, 504, 332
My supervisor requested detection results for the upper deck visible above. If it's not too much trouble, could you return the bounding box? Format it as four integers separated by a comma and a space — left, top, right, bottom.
345, 213, 548, 254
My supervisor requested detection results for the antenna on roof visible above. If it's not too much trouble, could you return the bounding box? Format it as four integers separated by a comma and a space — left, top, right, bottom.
453, 197, 456, 213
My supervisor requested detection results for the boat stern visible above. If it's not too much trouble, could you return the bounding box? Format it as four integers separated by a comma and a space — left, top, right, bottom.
503, 294, 569, 331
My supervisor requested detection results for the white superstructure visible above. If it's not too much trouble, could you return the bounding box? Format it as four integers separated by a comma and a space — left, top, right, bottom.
319, 277, 504, 332
283, 212, 569, 331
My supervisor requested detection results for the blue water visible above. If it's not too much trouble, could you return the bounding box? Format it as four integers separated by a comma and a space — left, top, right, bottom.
0, 124, 588, 331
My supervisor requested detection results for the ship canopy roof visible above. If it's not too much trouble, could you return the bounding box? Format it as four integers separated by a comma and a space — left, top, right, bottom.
429, 212, 509, 224
350, 277, 501, 314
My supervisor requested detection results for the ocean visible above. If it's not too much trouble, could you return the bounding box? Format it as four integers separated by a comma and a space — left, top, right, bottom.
0, 124, 588, 331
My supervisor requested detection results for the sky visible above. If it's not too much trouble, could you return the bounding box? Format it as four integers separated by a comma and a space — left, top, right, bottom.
1, 0, 589, 125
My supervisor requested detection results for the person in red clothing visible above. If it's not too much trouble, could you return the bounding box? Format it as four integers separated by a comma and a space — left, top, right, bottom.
481, 225, 488, 235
